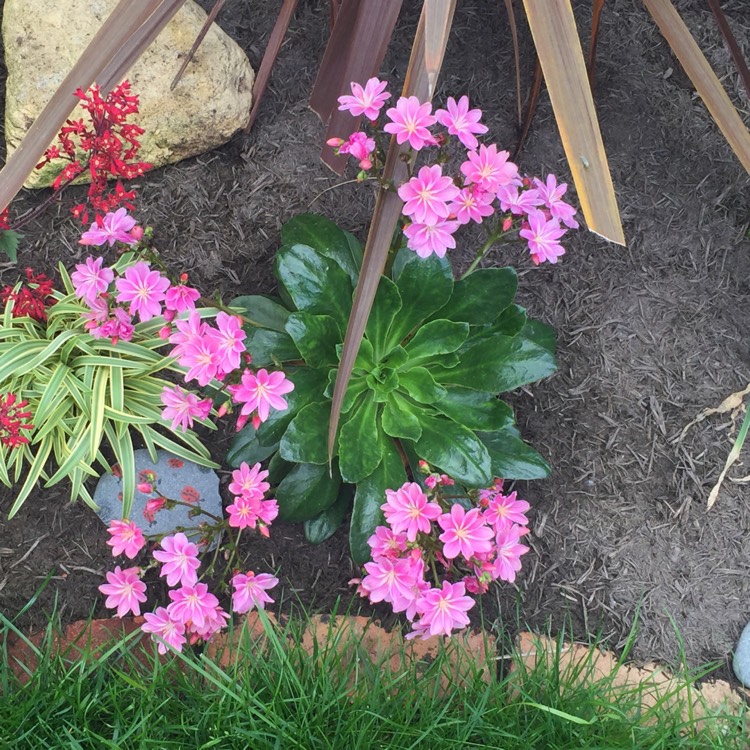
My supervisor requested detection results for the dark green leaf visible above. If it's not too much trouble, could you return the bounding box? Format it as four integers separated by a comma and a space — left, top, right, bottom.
275, 243, 353, 329
403, 319, 469, 363
381, 394, 422, 441
523, 318, 557, 355
256, 366, 329, 446
382, 346, 408, 370
365, 367, 399, 401
281, 214, 362, 285
226, 427, 279, 468
435, 387, 514, 431
276, 461, 342, 522
398, 366, 447, 403
244, 328, 300, 367
365, 276, 402, 361
325, 370, 368, 413
231, 295, 290, 332
415, 414, 492, 487
285, 312, 341, 368
493, 304, 527, 337
476, 426, 551, 479
338, 393, 383, 483
304, 486, 354, 544
0, 230, 21, 262
337, 337, 375, 372
279, 401, 330, 464
385, 248, 454, 350
437, 267, 517, 325
267, 451, 294, 484
349, 440, 407, 563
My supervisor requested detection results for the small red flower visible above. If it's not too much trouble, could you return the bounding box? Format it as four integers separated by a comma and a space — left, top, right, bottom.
0, 392, 33, 449
1, 269, 57, 322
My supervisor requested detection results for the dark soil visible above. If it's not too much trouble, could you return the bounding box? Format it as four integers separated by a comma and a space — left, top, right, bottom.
1, 0, 749, 674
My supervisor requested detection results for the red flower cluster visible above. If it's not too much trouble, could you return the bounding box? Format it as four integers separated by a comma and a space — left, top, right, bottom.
35, 81, 152, 224
0, 393, 33, 449
1, 268, 56, 322
0, 209, 9, 231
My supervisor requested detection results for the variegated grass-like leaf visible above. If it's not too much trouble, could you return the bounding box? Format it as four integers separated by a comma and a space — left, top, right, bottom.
521, 0, 624, 245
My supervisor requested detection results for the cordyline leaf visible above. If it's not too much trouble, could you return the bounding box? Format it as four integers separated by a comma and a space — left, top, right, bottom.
327, 0, 456, 466
170, 0, 225, 91
244, 0, 299, 132
587, 0, 607, 88
311, 0, 402, 173
503, 0, 523, 128
706, 0, 750, 101
521, 0, 625, 245
0, 0, 182, 212
643, 0, 750, 174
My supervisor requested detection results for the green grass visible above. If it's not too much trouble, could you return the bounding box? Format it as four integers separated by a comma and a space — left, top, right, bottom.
0, 610, 746, 749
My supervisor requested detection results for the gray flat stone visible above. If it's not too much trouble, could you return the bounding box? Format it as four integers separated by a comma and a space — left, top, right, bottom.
94, 448, 222, 545
733, 621, 750, 687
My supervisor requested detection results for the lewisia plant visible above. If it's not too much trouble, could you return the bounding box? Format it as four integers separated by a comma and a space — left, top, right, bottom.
0, 211, 292, 519
99, 460, 279, 654
353, 467, 530, 639
330, 78, 578, 267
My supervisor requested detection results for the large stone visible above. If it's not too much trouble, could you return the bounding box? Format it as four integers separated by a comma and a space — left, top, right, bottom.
3, 0, 254, 187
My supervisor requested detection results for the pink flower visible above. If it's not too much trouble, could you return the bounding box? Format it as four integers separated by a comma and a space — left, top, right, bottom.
398, 165, 459, 224
403, 218, 459, 259
414, 581, 474, 637
438, 504, 494, 561
208, 312, 247, 375
114, 261, 170, 321
484, 490, 530, 531
164, 284, 201, 314
384, 96, 437, 150
492, 524, 529, 582
228, 368, 294, 423
448, 187, 496, 225
167, 583, 220, 630
381, 482, 442, 541
533, 174, 579, 229
141, 606, 186, 654
160, 385, 212, 432
361, 557, 422, 613
338, 131, 376, 170
337, 77, 391, 121
460, 144, 518, 193
98, 566, 147, 618
367, 526, 408, 560
71, 256, 114, 304
106, 519, 145, 559
231, 571, 279, 614
496, 184, 543, 216
187, 604, 229, 643
179, 334, 222, 386
153, 532, 200, 587
80, 208, 139, 247
98, 307, 134, 344
227, 495, 262, 529
228, 461, 270, 499
143, 497, 166, 523
435, 95, 488, 150
519, 209, 566, 265
169, 310, 208, 359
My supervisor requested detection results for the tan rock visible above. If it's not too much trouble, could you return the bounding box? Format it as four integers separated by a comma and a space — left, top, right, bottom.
3, 0, 254, 188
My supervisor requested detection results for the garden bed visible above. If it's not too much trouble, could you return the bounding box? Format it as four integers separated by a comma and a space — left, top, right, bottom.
0, 0, 749, 674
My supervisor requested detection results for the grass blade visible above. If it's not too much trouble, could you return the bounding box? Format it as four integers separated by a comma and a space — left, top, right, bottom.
327, 1, 456, 464
521, 0, 625, 245
643, 0, 750, 173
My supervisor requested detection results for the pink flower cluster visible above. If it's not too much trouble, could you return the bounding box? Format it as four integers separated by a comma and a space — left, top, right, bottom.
334, 79, 578, 265
71, 216, 294, 435
353, 476, 530, 639
99, 460, 280, 654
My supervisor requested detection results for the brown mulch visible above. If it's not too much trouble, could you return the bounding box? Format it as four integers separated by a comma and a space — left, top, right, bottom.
1, 0, 749, 677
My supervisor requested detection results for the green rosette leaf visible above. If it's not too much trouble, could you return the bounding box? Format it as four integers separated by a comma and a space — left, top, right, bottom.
434, 387, 514, 432
279, 401, 330, 464
476, 426, 551, 479
365, 276, 402, 361
436, 267, 517, 325
402, 319, 469, 364
243, 328, 299, 367
276, 461, 342, 522
398, 366, 447, 404
338, 392, 383, 483
304, 486, 354, 544
230, 295, 290, 332
381, 393, 422, 442
284, 312, 341, 368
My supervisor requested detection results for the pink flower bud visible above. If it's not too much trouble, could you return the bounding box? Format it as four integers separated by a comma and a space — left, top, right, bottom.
425, 475, 438, 489
158, 325, 171, 340
502, 216, 513, 232
326, 137, 345, 148
137, 482, 153, 494
258, 525, 270, 539
418, 460, 431, 475
251, 414, 261, 431
235, 413, 249, 432
130, 225, 144, 241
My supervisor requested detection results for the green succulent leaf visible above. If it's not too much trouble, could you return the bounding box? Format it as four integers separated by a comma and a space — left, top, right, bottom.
402, 319, 469, 364
398, 366, 448, 404
435, 387, 514, 432
275, 243, 353, 329
304, 485, 354, 544
365, 276, 402, 361
415, 414, 492, 487
381, 393, 422, 442
284, 312, 341, 368
267, 451, 294, 485
338, 392, 383, 483
276, 461, 342, 522
231, 295, 290, 332
476, 426, 551, 479
436, 267, 517, 325
385, 249, 454, 350
350, 439, 407, 563
226, 429, 279, 468
493, 304, 528, 337
244, 328, 300, 367
281, 214, 362, 286
279, 401, 330, 465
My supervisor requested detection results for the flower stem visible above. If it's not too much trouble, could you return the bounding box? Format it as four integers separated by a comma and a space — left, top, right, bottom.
460, 226, 516, 279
